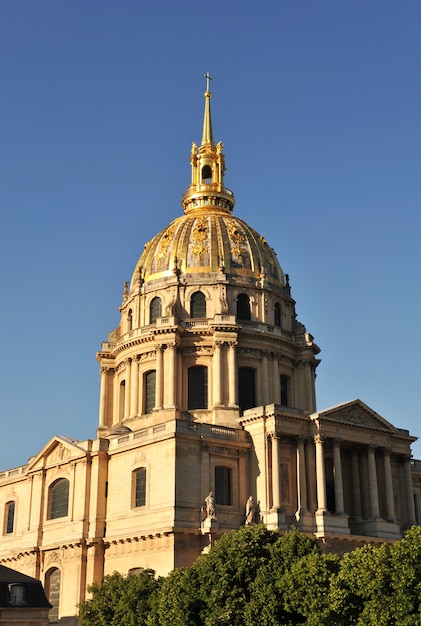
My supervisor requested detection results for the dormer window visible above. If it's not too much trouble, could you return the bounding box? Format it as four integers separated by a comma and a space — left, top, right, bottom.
8, 583, 26, 606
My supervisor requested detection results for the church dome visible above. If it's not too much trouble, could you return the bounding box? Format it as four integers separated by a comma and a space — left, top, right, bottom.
130, 76, 286, 295
131, 211, 285, 292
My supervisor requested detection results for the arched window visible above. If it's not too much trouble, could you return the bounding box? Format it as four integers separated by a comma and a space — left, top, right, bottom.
46, 567, 61, 624
150, 297, 162, 324
119, 380, 126, 420
237, 293, 251, 321
201, 165, 212, 183
126, 309, 133, 332
188, 366, 208, 409
280, 375, 289, 406
133, 468, 147, 508
145, 371, 156, 414
4, 501, 15, 534
215, 466, 232, 506
190, 291, 206, 319
274, 302, 281, 327
238, 367, 256, 413
48, 479, 69, 520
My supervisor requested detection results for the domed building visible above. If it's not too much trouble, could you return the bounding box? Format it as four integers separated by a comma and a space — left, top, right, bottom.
0, 80, 420, 625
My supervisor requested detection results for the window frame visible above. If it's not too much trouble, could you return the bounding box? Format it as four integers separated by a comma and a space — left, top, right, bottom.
190, 291, 206, 319
47, 478, 70, 521
132, 467, 147, 508
4, 500, 15, 535
188, 365, 208, 410
236, 293, 251, 321
149, 297, 162, 324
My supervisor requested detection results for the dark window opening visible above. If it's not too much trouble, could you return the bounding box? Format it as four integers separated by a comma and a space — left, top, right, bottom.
188, 366, 208, 409
237, 293, 251, 321
280, 375, 289, 406
201, 165, 212, 183
119, 380, 126, 420
134, 468, 146, 507
274, 302, 281, 327
190, 291, 206, 318
5, 501, 15, 534
238, 367, 256, 413
215, 466, 232, 505
145, 371, 156, 414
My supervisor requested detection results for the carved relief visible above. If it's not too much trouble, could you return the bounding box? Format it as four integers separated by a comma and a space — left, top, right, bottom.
156, 223, 177, 261
191, 217, 209, 257
47, 445, 71, 466
45, 551, 62, 567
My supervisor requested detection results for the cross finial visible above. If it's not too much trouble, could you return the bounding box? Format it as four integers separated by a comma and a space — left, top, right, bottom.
204, 72, 212, 92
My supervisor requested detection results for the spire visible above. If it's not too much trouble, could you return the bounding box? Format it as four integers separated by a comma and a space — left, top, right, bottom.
201, 72, 213, 147
182, 74, 235, 214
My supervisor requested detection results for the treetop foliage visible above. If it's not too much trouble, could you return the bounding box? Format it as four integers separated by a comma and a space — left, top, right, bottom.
79, 525, 421, 626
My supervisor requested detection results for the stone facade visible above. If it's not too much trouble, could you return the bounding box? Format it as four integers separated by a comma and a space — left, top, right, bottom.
1, 82, 420, 624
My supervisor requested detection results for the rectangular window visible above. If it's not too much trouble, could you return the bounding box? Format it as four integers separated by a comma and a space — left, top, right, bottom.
188, 366, 208, 409
215, 466, 232, 506
135, 468, 146, 507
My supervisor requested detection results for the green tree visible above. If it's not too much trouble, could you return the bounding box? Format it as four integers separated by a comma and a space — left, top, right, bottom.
79, 570, 159, 626
389, 525, 421, 626
324, 542, 393, 626
245, 527, 339, 625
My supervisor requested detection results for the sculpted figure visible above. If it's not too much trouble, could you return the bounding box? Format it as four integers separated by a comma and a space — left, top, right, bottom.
205, 491, 216, 519
245, 495, 255, 525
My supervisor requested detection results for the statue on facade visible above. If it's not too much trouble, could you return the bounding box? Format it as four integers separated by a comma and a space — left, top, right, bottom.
205, 492, 216, 519
245, 495, 255, 525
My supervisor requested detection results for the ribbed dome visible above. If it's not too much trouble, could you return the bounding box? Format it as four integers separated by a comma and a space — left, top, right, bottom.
131, 210, 285, 291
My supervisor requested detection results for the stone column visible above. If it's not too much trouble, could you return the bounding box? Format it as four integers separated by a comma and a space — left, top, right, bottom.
296, 437, 308, 514
98, 367, 108, 427
383, 448, 396, 522
403, 454, 417, 526
333, 439, 345, 515
124, 359, 131, 418
351, 449, 362, 520
271, 433, 281, 509
314, 434, 327, 513
113, 373, 119, 425
261, 352, 269, 406
213, 341, 223, 406
155, 344, 164, 410
305, 437, 317, 512
130, 357, 139, 416
272, 355, 280, 405
228, 341, 238, 407
367, 445, 380, 519
166, 342, 177, 408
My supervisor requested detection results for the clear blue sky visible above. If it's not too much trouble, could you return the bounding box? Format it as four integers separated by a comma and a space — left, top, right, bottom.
1, 0, 420, 470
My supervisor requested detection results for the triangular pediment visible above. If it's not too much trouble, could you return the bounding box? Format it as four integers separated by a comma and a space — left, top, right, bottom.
26, 435, 87, 472
311, 399, 398, 432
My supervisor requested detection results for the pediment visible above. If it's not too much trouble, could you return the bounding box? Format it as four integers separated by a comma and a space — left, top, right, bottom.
312, 399, 397, 432
27, 436, 87, 472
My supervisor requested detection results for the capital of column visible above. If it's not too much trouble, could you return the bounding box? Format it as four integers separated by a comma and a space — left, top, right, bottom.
268, 431, 282, 442
314, 433, 326, 445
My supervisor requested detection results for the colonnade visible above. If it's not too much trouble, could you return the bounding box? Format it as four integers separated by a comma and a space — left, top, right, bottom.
268, 433, 417, 529
98, 339, 240, 425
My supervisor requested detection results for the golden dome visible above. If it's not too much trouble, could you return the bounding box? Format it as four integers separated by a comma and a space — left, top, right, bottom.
131, 211, 285, 291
